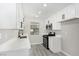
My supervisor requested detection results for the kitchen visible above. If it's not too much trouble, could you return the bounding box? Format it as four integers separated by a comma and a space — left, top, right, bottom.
0, 3, 79, 56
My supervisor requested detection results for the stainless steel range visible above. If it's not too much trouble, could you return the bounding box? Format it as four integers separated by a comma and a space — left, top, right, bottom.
43, 35, 49, 49
43, 32, 55, 49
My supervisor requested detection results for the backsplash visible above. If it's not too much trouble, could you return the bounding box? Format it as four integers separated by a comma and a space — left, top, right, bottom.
53, 30, 61, 35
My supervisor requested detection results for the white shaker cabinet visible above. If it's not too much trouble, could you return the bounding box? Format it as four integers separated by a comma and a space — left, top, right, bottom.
49, 4, 79, 24
16, 3, 24, 21
0, 3, 17, 29
49, 36, 61, 53
16, 4, 24, 29
59, 4, 79, 22
64, 4, 75, 20
58, 4, 76, 22
75, 4, 79, 18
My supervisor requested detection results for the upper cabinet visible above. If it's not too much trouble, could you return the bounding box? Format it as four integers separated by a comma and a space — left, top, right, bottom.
16, 4, 24, 30
0, 3, 17, 29
46, 4, 79, 30
58, 4, 79, 22
61, 4, 76, 21
0, 3, 24, 29
75, 4, 79, 18
16, 4, 24, 21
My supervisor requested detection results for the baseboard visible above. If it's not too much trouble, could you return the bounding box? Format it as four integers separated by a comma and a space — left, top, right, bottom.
61, 50, 71, 56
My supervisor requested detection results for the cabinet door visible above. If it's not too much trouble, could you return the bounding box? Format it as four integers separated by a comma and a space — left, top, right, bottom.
75, 4, 79, 18
49, 37, 61, 53
52, 37, 61, 53
67, 4, 75, 20
0, 3, 16, 29
16, 3, 24, 29
16, 3, 24, 20
62, 4, 76, 21
49, 37, 53, 50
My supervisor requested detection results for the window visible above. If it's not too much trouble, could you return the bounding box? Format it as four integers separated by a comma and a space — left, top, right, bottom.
30, 22, 39, 35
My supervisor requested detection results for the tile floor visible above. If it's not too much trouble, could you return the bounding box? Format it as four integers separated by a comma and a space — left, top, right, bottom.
0, 44, 66, 56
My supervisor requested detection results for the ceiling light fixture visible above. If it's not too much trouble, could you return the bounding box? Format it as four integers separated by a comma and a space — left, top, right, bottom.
43, 4, 47, 7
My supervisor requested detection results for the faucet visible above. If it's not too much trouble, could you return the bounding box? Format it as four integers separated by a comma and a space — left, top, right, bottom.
18, 30, 27, 39
18, 30, 23, 38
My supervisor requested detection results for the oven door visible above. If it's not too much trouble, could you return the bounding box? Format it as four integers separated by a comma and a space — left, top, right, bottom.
43, 36, 49, 49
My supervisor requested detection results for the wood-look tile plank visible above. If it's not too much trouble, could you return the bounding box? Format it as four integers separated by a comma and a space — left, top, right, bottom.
0, 44, 66, 56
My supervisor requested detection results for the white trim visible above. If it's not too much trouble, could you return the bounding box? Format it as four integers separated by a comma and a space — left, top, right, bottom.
61, 50, 71, 56
31, 42, 43, 45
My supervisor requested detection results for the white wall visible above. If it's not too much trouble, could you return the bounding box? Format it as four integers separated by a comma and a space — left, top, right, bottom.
61, 19, 79, 56
0, 3, 17, 29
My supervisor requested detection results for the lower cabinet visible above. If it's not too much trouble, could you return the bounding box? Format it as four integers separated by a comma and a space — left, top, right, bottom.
49, 36, 61, 53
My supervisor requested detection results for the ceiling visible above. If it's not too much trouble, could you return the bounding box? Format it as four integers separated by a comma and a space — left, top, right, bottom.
22, 3, 72, 20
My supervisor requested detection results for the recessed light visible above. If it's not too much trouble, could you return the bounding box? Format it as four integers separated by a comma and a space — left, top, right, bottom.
43, 4, 47, 7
